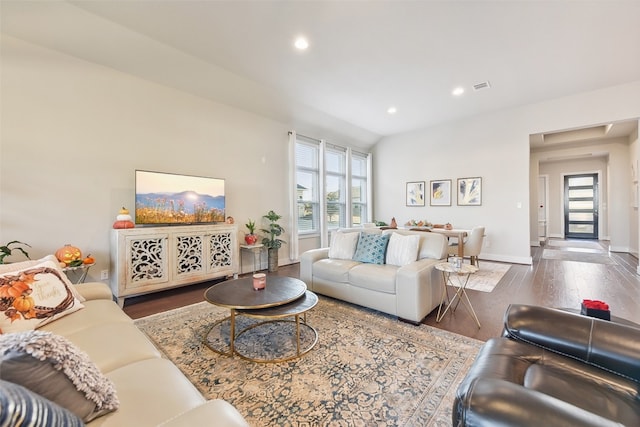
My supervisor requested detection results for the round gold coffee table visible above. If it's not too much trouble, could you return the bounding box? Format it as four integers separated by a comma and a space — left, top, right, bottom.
204, 276, 318, 363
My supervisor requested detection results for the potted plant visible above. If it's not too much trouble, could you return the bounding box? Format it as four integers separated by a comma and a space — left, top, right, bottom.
260, 210, 286, 272
0, 240, 31, 264
244, 219, 258, 245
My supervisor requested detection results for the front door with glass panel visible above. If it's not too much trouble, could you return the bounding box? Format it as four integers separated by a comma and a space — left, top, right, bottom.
564, 173, 598, 239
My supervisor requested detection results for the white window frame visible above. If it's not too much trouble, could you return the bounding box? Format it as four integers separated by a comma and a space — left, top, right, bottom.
294, 136, 321, 236
293, 133, 371, 245
325, 144, 347, 231
350, 150, 370, 227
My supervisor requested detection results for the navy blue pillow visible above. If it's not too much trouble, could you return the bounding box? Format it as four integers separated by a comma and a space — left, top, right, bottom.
0, 379, 84, 426
353, 233, 391, 264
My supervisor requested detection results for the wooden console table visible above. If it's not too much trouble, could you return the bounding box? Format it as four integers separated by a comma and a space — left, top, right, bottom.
110, 224, 238, 307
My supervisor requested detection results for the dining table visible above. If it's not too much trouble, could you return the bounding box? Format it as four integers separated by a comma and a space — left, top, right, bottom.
430, 228, 470, 257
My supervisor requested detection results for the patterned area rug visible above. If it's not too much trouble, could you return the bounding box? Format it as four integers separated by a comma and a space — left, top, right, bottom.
134, 297, 482, 426
458, 262, 511, 293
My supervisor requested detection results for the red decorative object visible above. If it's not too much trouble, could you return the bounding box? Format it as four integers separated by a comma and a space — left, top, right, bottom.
113, 220, 135, 229
581, 299, 610, 320
244, 234, 258, 245
113, 207, 135, 229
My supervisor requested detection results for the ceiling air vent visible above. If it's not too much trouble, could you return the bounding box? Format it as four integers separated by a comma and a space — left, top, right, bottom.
473, 81, 491, 91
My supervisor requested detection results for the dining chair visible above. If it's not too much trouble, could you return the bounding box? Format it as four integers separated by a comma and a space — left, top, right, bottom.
448, 226, 485, 267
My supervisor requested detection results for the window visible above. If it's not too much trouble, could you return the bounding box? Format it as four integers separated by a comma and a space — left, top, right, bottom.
295, 137, 320, 233
351, 152, 368, 226
325, 146, 346, 230
293, 134, 371, 239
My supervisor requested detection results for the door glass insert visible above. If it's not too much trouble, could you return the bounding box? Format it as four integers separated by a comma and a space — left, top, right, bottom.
564, 174, 598, 239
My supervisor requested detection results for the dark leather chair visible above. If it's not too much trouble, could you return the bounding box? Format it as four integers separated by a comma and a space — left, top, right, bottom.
453, 304, 640, 426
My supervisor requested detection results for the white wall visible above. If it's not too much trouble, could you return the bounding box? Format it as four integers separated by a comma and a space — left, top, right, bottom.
3, 34, 640, 274
630, 126, 640, 258
0, 36, 355, 278
373, 81, 640, 265
538, 156, 609, 239
532, 135, 637, 252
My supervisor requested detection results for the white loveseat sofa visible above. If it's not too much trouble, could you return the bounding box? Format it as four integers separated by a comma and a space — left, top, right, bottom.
300, 228, 448, 323
0, 256, 249, 427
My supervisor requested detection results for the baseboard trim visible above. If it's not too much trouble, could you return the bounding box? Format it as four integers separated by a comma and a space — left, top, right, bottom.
481, 253, 532, 265
610, 245, 631, 253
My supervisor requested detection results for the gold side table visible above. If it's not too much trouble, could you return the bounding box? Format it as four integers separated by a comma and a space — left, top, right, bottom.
62, 262, 95, 284
435, 262, 481, 328
240, 244, 265, 274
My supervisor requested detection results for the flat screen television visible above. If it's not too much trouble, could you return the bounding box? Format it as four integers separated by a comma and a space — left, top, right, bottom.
135, 170, 225, 225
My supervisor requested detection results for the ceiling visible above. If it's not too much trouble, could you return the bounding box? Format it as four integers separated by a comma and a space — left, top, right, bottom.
2, 1, 640, 148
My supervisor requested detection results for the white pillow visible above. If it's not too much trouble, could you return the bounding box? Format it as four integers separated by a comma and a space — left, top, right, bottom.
0, 259, 84, 334
328, 232, 360, 260
386, 232, 420, 266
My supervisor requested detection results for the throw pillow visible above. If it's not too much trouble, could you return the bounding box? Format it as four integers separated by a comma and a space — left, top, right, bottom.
328, 232, 360, 260
353, 233, 391, 265
0, 255, 86, 302
0, 379, 84, 427
386, 232, 420, 266
0, 330, 119, 422
0, 259, 84, 334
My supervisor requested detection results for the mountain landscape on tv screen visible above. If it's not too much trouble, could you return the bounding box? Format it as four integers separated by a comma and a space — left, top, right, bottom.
135, 191, 225, 224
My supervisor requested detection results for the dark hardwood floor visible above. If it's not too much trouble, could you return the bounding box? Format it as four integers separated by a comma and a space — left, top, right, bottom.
123, 240, 640, 342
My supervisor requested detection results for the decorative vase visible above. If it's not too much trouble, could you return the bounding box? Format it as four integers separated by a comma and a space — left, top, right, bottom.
267, 248, 279, 272
244, 234, 258, 245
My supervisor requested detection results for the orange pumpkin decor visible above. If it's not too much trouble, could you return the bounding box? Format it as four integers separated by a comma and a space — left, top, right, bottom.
83, 254, 95, 265
13, 294, 35, 313
0, 280, 31, 299
55, 244, 82, 266
113, 207, 135, 229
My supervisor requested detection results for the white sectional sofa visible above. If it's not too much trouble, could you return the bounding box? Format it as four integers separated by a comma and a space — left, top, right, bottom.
300, 228, 448, 323
0, 256, 249, 427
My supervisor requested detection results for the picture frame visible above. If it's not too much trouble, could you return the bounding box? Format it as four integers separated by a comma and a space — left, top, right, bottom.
406, 181, 425, 206
457, 177, 482, 206
430, 179, 451, 206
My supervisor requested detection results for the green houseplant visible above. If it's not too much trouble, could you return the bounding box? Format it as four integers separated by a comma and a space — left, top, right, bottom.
0, 241, 31, 264
260, 210, 286, 272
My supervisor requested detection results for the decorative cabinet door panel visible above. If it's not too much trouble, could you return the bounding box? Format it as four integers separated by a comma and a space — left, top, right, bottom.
125, 234, 169, 288
174, 233, 205, 279
208, 232, 233, 273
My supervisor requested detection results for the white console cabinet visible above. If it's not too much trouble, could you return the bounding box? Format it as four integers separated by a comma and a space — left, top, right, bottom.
110, 224, 238, 306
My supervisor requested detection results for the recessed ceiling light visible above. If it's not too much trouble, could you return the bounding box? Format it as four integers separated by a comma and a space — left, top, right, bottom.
294, 37, 309, 50
452, 87, 465, 96
387, 106, 397, 114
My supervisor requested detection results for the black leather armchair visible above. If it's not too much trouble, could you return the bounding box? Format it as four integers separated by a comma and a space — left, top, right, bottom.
453, 304, 640, 426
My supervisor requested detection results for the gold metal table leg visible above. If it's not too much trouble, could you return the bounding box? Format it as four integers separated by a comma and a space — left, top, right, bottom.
230, 309, 236, 354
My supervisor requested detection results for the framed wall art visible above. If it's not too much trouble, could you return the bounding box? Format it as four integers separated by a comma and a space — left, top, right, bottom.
406, 181, 425, 206
430, 179, 451, 206
457, 177, 482, 206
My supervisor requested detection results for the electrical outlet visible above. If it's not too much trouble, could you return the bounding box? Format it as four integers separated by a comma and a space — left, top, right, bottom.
101, 270, 109, 280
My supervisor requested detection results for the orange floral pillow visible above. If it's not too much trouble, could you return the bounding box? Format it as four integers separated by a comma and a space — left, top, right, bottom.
0, 259, 84, 334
